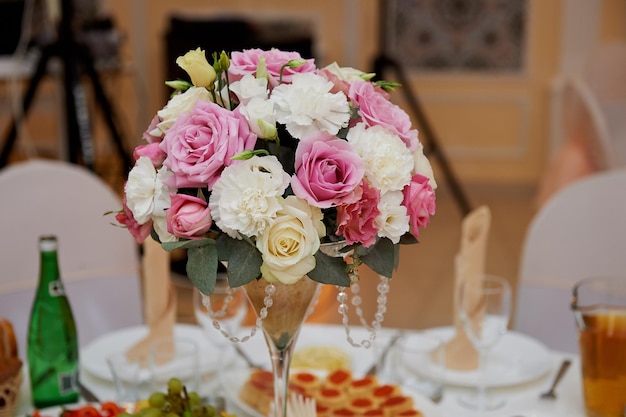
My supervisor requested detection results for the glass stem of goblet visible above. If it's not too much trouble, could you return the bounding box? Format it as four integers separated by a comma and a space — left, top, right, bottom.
268, 339, 296, 417
477, 347, 489, 412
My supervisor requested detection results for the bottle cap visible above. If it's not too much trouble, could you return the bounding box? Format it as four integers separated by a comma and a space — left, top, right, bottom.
39, 235, 58, 252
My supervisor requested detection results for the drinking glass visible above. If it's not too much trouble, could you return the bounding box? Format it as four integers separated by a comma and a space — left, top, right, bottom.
457, 274, 512, 411
193, 273, 248, 351
148, 337, 200, 393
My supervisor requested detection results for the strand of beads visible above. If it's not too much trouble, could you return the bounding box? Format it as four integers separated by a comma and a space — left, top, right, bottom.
337, 273, 391, 349
204, 282, 276, 343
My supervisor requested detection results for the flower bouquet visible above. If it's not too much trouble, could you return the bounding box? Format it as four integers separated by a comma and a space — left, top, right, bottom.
116, 47, 436, 294
115, 47, 436, 417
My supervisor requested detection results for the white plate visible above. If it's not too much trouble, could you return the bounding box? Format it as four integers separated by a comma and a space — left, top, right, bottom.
235, 324, 378, 376
220, 368, 443, 417
424, 327, 553, 387
80, 324, 220, 381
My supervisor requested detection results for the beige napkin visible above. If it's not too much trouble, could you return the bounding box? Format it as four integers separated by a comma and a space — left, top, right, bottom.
444, 205, 491, 370
126, 238, 177, 362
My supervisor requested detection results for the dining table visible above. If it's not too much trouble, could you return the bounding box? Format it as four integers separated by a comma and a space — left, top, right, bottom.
15, 323, 586, 417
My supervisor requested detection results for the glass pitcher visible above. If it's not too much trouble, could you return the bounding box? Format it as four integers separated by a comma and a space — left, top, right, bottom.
571, 276, 626, 417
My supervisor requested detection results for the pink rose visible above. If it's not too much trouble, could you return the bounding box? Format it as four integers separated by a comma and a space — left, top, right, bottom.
116, 196, 153, 244
228, 48, 316, 88
143, 114, 163, 143
160, 100, 257, 189
349, 80, 419, 151
402, 174, 436, 238
336, 181, 381, 247
166, 194, 212, 239
133, 143, 166, 168
318, 68, 351, 96
291, 132, 364, 208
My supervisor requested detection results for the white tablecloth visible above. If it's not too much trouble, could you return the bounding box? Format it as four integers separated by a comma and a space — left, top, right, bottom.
16, 324, 586, 417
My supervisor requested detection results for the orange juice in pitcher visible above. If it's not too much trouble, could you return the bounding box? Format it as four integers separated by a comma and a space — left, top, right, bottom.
573, 277, 626, 417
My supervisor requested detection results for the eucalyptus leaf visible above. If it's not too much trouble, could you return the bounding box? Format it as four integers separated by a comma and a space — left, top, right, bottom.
161, 237, 215, 252
186, 244, 218, 295
224, 239, 263, 287
308, 251, 351, 287
357, 238, 396, 278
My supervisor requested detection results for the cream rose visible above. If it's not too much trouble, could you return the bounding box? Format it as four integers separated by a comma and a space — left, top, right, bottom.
176, 48, 217, 88
257, 196, 323, 284
156, 87, 213, 134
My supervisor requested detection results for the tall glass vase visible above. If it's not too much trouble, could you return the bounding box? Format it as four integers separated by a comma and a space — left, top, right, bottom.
243, 276, 320, 417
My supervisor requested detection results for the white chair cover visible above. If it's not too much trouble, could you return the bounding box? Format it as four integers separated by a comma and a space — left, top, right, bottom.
514, 169, 626, 352
0, 159, 143, 358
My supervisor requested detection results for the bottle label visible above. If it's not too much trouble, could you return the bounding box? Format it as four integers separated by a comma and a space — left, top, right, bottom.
58, 369, 78, 396
48, 280, 66, 297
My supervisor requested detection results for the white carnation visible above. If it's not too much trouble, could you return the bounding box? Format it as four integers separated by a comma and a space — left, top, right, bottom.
271, 72, 350, 139
238, 96, 277, 138
230, 74, 269, 105
209, 156, 290, 238
156, 87, 213, 134
347, 123, 414, 194
375, 191, 410, 244
413, 141, 437, 189
125, 157, 174, 225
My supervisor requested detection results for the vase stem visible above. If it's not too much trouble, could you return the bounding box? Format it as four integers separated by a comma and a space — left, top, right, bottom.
267, 335, 297, 417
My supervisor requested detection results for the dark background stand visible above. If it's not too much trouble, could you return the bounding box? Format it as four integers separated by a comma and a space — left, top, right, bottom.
373, 0, 472, 217
0, 0, 132, 173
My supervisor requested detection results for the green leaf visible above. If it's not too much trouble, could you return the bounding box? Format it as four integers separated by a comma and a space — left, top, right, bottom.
308, 251, 351, 287
357, 238, 396, 278
399, 233, 419, 245
223, 239, 263, 287
161, 237, 215, 251
186, 243, 218, 295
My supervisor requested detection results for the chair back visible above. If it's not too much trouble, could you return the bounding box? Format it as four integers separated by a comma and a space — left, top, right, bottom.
514, 169, 626, 352
0, 159, 143, 358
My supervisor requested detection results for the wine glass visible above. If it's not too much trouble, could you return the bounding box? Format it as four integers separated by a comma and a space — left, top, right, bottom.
193, 267, 248, 352
457, 274, 512, 411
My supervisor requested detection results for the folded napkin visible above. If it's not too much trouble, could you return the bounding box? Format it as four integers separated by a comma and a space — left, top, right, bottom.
126, 238, 177, 362
444, 205, 491, 370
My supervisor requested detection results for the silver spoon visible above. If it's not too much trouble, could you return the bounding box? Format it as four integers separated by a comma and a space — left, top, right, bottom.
540, 359, 572, 399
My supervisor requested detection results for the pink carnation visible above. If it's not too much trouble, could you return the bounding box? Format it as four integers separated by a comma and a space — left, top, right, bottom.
349, 80, 419, 151
133, 143, 166, 168
402, 174, 436, 238
336, 181, 381, 247
160, 100, 257, 189
166, 194, 212, 239
292, 132, 365, 208
228, 48, 316, 88
116, 196, 153, 244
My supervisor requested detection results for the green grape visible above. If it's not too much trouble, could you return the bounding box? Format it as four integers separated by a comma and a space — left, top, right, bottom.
149, 392, 167, 409
187, 392, 201, 406
136, 407, 162, 417
163, 413, 178, 417
167, 378, 183, 395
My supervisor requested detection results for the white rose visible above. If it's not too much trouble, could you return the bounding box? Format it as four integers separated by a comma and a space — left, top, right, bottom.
257, 196, 323, 284
375, 191, 410, 244
347, 123, 414, 194
156, 87, 213, 134
413, 141, 437, 189
125, 157, 174, 224
323, 62, 367, 82
209, 156, 289, 238
238, 97, 277, 139
230, 74, 269, 105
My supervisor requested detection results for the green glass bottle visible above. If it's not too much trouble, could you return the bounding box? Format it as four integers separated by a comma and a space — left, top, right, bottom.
27, 235, 79, 408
